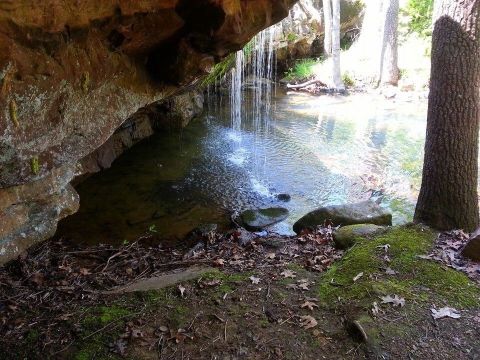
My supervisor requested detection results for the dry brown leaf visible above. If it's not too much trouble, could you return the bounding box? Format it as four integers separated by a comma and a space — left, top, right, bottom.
280, 270, 296, 278
300, 315, 318, 329
249, 275, 261, 284
301, 301, 319, 311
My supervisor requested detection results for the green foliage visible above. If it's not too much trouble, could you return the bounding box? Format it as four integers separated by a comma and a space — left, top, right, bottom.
81, 72, 90, 93
201, 52, 236, 87
284, 58, 319, 81
342, 72, 355, 87
30, 156, 40, 175
286, 32, 298, 43
9, 100, 18, 127
404, 0, 434, 36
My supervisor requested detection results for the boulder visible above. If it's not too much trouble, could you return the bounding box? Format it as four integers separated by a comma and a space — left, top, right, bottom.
461, 229, 480, 262
240, 208, 289, 232
0, 0, 298, 265
334, 224, 387, 250
293, 200, 392, 234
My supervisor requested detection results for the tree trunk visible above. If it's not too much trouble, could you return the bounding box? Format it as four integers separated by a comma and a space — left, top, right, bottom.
331, 0, 344, 90
380, 0, 400, 85
352, 0, 399, 86
414, 0, 480, 232
323, 0, 332, 56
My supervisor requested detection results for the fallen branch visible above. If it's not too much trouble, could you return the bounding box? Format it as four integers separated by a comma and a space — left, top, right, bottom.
286, 79, 327, 89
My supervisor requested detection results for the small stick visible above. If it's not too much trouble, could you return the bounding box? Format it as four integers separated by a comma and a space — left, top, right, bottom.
224, 320, 228, 342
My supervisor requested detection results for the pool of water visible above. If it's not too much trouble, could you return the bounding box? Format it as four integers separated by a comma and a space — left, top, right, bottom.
57, 90, 428, 245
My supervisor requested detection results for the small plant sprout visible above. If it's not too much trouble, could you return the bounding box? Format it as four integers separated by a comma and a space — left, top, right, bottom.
30, 156, 40, 175
148, 224, 157, 233
9, 100, 19, 127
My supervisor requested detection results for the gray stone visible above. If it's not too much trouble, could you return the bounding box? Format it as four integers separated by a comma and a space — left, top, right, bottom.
334, 224, 386, 249
240, 207, 289, 232
106, 266, 214, 294
461, 228, 480, 262
293, 200, 392, 234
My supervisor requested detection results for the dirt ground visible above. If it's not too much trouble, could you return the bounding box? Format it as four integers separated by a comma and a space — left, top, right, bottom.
1, 225, 479, 359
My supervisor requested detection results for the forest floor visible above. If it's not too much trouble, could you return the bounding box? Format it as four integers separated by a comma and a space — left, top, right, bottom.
1, 225, 479, 359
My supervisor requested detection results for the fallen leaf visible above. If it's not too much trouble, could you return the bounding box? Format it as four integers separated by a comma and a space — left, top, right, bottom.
31, 272, 45, 286
353, 272, 364, 282
111, 339, 128, 356
380, 294, 405, 307
300, 315, 318, 329
204, 279, 221, 287
178, 285, 186, 298
131, 329, 144, 338
301, 301, 319, 311
297, 280, 310, 291
280, 270, 296, 278
213, 259, 225, 267
377, 244, 391, 253
431, 307, 461, 319
79, 268, 91, 276
385, 267, 397, 275
372, 302, 380, 316
158, 326, 168, 332
249, 276, 261, 284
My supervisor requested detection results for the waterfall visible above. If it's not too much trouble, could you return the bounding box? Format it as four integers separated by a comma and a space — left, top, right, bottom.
228, 24, 279, 133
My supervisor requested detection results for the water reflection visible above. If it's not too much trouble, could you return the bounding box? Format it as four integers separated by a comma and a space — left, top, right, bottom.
57, 91, 428, 245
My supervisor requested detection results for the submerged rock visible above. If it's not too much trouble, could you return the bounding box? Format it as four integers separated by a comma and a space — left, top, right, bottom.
276, 193, 291, 202
334, 224, 387, 249
240, 208, 289, 232
461, 229, 480, 262
293, 200, 392, 234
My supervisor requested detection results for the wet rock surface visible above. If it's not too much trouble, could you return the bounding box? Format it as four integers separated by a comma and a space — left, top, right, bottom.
240, 208, 290, 232
334, 224, 387, 249
293, 200, 392, 234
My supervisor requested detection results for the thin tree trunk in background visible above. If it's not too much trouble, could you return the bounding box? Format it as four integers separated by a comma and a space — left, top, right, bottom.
414, 0, 480, 231
380, 0, 399, 85
331, 0, 344, 90
323, 0, 332, 56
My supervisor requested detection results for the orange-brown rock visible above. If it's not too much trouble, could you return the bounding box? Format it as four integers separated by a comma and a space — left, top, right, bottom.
0, 0, 297, 264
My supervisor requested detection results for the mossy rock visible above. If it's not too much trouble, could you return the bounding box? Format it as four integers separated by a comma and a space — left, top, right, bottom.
334, 224, 387, 249
293, 200, 392, 234
317, 225, 480, 309
240, 207, 289, 231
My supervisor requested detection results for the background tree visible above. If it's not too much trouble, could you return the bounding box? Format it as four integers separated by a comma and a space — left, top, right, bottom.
352, 0, 400, 85
323, 0, 333, 56
331, 0, 344, 90
414, 0, 480, 231
380, 0, 400, 85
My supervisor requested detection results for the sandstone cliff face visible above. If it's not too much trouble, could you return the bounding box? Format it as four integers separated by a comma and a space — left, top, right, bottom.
0, 0, 297, 264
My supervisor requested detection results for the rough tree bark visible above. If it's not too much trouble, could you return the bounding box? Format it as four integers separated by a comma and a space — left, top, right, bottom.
331, 0, 344, 90
380, 0, 400, 85
323, 0, 333, 55
414, 0, 480, 232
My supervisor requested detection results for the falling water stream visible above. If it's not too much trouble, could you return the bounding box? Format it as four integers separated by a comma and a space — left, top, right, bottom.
56, 27, 429, 246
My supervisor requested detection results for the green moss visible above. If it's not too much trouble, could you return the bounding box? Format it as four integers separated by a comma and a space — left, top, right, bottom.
30, 156, 40, 175
9, 100, 19, 127
201, 53, 236, 87
317, 226, 480, 309
81, 72, 90, 93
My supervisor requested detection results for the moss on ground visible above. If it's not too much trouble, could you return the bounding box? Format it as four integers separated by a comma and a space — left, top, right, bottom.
317, 225, 480, 309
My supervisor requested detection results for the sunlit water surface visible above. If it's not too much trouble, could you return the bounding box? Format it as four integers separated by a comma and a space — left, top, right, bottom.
57, 91, 428, 244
